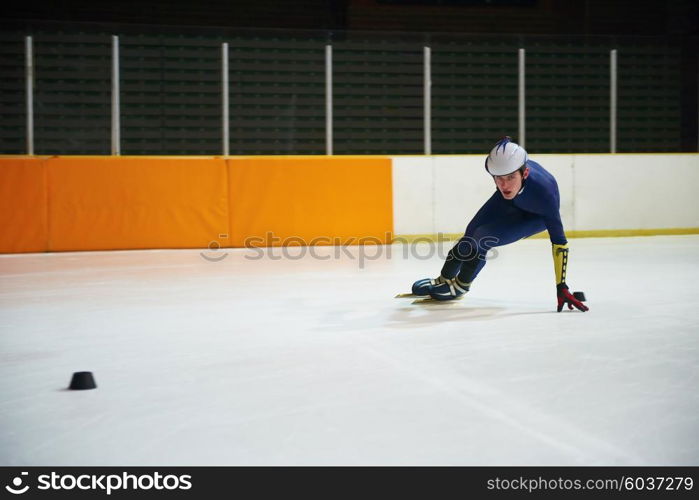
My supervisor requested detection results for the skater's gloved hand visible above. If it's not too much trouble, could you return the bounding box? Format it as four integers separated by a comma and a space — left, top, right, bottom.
552, 243, 588, 312
556, 283, 588, 312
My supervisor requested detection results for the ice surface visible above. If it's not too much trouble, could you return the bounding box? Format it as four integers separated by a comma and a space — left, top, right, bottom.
1, 235, 697, 465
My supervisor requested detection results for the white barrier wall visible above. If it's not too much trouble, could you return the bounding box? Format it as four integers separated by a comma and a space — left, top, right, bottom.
573, 154, 699, 230
392, 154, 699, 236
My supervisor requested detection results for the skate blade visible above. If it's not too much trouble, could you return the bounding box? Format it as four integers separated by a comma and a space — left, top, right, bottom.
411, 296, 464, 304
395, 293, 425, 298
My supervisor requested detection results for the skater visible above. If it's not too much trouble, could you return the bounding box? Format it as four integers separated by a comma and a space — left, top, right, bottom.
412, 137, 588, 312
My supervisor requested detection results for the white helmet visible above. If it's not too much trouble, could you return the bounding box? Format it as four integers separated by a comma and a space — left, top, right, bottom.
485, 137, 527, 176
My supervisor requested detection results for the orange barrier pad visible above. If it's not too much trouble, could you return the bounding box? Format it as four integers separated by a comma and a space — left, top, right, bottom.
227, 157, 393, 247
0, 158, 48, 253
46, 157, 230, 251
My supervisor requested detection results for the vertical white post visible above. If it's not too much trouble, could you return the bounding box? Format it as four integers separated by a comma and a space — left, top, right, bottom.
325, 44, 333, 155
424, 46, 431, 155
111, 35, 120, 155
610, 49, 618, 153
518, 48, 526, 148
222, 42, 229, 156
25, 36, 34, 155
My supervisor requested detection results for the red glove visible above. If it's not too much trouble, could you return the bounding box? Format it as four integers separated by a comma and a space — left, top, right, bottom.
557, 283, 588, 312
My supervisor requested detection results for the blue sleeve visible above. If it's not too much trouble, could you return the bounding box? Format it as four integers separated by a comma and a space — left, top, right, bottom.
514, 161, 567, 245
543, 214, 567, 246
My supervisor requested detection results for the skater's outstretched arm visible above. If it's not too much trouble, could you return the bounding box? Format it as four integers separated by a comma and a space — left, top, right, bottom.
552, 243, 588, 312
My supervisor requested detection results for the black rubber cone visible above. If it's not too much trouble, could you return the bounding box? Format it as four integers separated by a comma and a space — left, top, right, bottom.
68, 371, 97, 390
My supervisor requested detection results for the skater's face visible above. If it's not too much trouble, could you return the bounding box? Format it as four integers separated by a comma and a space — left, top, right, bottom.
494, 167, 529, 200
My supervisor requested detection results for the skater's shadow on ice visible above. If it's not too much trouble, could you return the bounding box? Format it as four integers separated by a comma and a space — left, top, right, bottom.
387, 306, 553, 329
314, 303, 553, 332
388, 305, 503, 327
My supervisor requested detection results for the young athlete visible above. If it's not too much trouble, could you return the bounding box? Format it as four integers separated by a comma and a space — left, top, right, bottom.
412, 137, 588, 312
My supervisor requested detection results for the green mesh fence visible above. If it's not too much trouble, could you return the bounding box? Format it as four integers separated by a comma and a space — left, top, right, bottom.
0, 26, 687, 155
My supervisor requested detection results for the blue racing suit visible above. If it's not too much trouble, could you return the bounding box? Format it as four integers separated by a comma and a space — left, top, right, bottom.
441, 159, 567, 283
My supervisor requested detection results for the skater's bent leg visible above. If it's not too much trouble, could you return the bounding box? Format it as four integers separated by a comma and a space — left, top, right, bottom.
440, 236, 478, 279
453, 216, 547, 284
440, 192, 508, 280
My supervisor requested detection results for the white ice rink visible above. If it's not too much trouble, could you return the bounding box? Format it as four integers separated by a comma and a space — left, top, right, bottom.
1, 235, 698, 466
